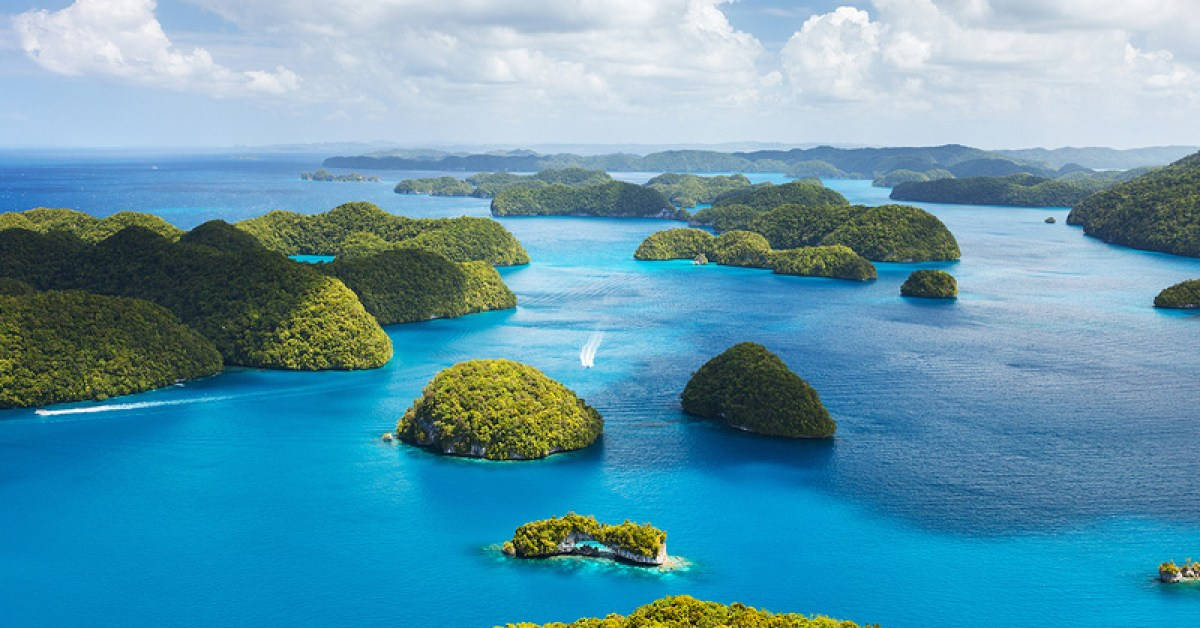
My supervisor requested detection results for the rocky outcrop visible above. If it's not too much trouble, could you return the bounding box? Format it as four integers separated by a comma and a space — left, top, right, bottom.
554, 532, 668, 566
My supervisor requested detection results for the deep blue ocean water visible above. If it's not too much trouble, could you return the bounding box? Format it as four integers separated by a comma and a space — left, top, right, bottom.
1, 153, 1199, 627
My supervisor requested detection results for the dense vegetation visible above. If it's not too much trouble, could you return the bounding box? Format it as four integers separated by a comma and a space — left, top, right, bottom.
0, 208, 183, 242
468, 168, 612, 198
393, 176, 474, 195
236, 201, 530, 265
0, 290, 223, 408
872, 168, 953, 187
1154, 279, 1200, 308
681, 342, 836, 438
1067, 152, 1200, 257
0, 225, 392, 370
769, 246, 877, 281
820, 205, 961, 262
633, 228, 715, 260
502, 513, 666, 559
644, 173, 751, 208
502, 595, 869, 628
707, 231, 772, 267
690, 204, 759, 232
318, 249, 516, 324
491, 181, 680, 218
900, 270, 958, 299
396, 359, 603, 460
890, 173, 1116, 207
786, 160, 848, 178
711, 181, 849, 212
301, 169, 379, 182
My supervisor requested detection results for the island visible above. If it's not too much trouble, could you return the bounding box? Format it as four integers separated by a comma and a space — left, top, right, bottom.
0, 222, 393, 371
1160, 560, 1200, 583
235, 201, 530, 266
1154, 279, 1200, 308
0, 207, 183, 242
499, 595, 871, 628
786, 159, 849, 178
889, 173, 1117, 207
709, 180, 848, 212
468, 168, 611, 198
900, 270, 958, 299
501, 513, 667, 566
643, 173, 750, 208
301, 169, 379, 182
681, 342, 836, 438
689, 203, 759, 232
393, 176, 473, 196
743, 203, 960, 262
872, 168, 953, 187
0, 289, 223, 408
490, 180, 683, 218
634, 228, 876, 281
1067, 152, 1200, 257
395, 359, 603, 460
317, 249, 516, 324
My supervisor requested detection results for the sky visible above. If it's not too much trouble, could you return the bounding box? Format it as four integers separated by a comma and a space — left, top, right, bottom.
0, 0, 1198, 149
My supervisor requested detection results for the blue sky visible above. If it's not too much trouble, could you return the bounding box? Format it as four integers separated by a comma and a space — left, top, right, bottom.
1, 0, 1198, 149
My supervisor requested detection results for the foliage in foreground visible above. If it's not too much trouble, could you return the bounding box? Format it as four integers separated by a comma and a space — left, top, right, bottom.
396, 359, 603, 460
681, 342, 835, 438
1154, 279, 1200, 308
0, 208, 183, 242
900, 270, 958, 299
0, 290, 223, 408
236, 201, 530, 265
503, 513, 666, 559
502, 594, 870, 628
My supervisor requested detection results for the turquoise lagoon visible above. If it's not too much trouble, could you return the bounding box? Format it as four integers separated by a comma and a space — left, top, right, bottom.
1, 154, 1199, 626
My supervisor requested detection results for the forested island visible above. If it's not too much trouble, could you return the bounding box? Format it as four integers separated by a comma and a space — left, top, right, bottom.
1067, 152, 1200, 257
490, 181, 683, 218
395, 360, 603, 460
502, 513, 667, 566
889, 171, 1149, 207
635, 228, 876, 281
1155, 279, 1200, 308
682, 342, 836, 438
236, 201, 530, 265
501, 595, 871, 628
0, 290, 223, 408
393, 176, 473, 195
301, 169, 379, 182
643, 173, 750, 208
901, 270, 958, 299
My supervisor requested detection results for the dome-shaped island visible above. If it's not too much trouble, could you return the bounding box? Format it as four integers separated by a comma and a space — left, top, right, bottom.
1154, 279, 1200, 309
681, 342, 836, 438
395, 360, 603, 460
901, 270, 958, 299
502, 513, 667, 566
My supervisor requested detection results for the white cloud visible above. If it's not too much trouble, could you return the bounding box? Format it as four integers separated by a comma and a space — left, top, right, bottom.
781, 7, 882, 101
12, 0, 299, 97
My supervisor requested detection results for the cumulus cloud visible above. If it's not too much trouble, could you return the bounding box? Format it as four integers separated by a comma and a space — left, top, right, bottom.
12, 0, 299, 97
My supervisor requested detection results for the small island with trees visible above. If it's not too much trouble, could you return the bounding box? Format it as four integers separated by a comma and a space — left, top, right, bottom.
634, 227, 877, 281
502, 513, 667, 566
301, 169, 380, 182
682, 342, 836, 438
1154, 279, 1200, 308
900, 270, 958, 299
1160, 559, 1200, 583
500, 595, 872, 628
395, 360, 603, 460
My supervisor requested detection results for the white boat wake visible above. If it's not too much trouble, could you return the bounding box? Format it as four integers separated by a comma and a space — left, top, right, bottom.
35, 395, 232, 416
579, 332, 604, 368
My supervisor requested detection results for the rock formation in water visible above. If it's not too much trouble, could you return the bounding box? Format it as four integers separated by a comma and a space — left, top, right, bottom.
502, 513, 667, 566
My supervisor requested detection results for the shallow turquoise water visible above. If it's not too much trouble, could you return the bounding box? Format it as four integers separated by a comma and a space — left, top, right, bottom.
2, 156, 1199, 626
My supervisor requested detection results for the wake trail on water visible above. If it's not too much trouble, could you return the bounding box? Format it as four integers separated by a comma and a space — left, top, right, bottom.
579, 332, 604, 368
35, 395, 234, 417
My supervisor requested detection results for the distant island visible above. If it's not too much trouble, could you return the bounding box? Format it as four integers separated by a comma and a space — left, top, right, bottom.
324, 143, 1195, 174
682, 342, 836, 438
301, 169, 379, 182
395, 359, 603, 460
901, 270, 958, 299
502, 513, 667, 566
393, 176, 472, 195
1154, 279, 1200, 308
1067, 151, 1200, 257
490, 180, 683, 218
872, 168, 953, 187
643, 173, 751, 208
889, 171, 1150, 207
499, 595, 871, 628
0, 289, 223, 408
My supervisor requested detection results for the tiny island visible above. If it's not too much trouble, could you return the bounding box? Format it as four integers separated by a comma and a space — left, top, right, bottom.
1154, 279, 1200, 308
394, 359, 603, 460
901, 270, 958, 299
301, 169, 379, 182
502, 513, 667, 566
682, 342, 836, 438
1160, 560, 1200, 583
